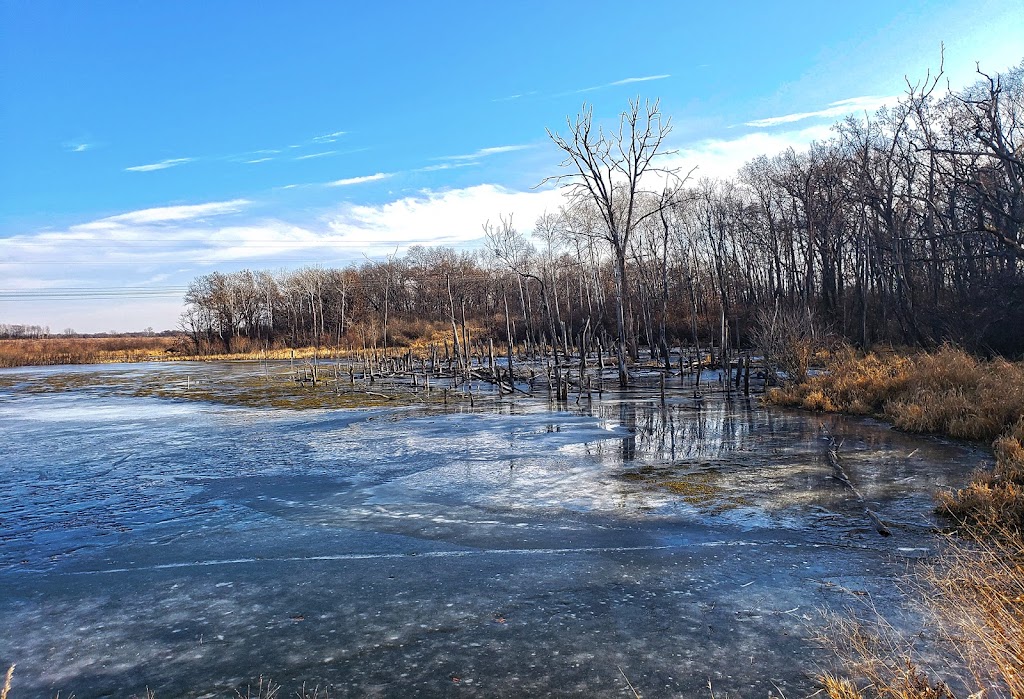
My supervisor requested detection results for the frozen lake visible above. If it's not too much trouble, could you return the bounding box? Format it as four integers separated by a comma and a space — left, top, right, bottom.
0, 362, 989, 697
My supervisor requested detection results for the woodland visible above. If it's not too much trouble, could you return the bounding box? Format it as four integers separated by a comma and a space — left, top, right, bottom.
170, 60, 1022, 382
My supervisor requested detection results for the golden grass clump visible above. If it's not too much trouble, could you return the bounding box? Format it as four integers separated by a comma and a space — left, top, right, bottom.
769, 347, 914, 418
769, 344, 1024, 442
938, 416, 1024, 532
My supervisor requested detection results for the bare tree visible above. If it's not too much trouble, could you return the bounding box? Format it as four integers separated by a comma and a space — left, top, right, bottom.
545, 98, 680, 386
484, 215, 561, 364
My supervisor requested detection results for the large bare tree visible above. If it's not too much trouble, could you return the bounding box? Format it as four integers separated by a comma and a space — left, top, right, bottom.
545, 98, 679, 386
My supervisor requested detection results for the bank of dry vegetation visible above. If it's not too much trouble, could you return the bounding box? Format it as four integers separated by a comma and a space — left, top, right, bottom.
769, 345, 1024, 697
0, 336, 179, 367
768, 345, 1024, 530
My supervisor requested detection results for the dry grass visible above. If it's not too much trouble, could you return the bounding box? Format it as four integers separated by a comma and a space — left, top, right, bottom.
2, 665, 13, 699
822, 529, 1024, 698
0, 337, 177, 367
768, 345, 1024, 441
938, 417, 1024, 532
234, 676, 280, 699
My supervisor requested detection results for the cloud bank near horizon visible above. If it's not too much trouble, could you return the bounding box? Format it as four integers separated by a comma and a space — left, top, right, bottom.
3, 113, 862, 332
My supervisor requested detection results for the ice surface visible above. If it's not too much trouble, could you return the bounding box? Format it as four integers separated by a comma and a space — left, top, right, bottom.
0, 363, 990, 697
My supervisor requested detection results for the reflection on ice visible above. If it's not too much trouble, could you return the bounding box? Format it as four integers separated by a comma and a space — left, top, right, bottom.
0, 362, 993, 698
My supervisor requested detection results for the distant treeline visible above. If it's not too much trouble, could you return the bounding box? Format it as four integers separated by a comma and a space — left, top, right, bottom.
181, 59, 1024, 361
0, 324, 51, 339
0, 325, 177, 340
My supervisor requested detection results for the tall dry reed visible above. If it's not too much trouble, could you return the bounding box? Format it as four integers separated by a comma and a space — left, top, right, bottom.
822, 528, 1024, 698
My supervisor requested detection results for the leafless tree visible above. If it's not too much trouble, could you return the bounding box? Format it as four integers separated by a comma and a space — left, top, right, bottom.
545, 98, 680, 385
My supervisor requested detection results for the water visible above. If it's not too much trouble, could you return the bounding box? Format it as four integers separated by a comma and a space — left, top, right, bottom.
0, 363, 990, 697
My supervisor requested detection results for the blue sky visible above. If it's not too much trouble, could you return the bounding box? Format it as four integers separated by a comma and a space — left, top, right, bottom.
2, 0, 1022, 332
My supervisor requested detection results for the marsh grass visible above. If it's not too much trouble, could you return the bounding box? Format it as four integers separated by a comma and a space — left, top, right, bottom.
0, 337, 374, 368
0, 337, 177, 367
821, 528, 1024, 698
937, 416, 1024, 532
768, 345, 1024, 441
778, 346, 1024, 697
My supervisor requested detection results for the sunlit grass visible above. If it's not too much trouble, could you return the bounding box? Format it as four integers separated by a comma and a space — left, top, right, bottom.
768, 344, 1024, 441
0, 337, 176, 367
820, 527, 1024, 698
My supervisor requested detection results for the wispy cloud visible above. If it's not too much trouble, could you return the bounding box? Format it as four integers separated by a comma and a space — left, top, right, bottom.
92, 199, 252, 226
295, 150, 338, 161
608, 74, 672, 87
62, 138, 95, 153
327, 172, 393, 187
437, 144, 532, 161
125, 157, 194, 173
245, 157, 273, 164
573, 74, 671, 94
745, 95, 897, 128
312, 130, 347, 144
417, 161, 480, 172
492, 91, 538, 103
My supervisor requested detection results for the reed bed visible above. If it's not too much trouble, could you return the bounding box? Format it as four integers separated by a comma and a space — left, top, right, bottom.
0, 337, 177, 367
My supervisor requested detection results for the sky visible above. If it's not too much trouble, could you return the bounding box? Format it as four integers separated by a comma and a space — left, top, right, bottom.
1, 1, 1022, 333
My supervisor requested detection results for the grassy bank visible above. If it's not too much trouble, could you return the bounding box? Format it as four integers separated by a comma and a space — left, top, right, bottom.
767, 345, 1024, 530
768, 345, 1024, 697
0, 337, 179, 367
0, 337, 381, 368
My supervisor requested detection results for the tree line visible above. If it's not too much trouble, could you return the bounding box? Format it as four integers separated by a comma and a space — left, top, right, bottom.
181, 58, 1024, 380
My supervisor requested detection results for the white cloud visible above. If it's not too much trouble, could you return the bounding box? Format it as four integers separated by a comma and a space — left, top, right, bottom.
745, 95, 897, 128
245, 157, 273, 164
295, 150, 338, 160
324, 184, 563, 253
438, 144, 532, 161
125, 157, 194, 172
327, 172, 393, 187
574, 74, 672, 94
660, 124, 837, 181
96, 199, 252, 226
